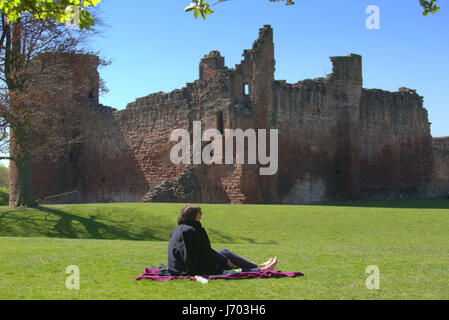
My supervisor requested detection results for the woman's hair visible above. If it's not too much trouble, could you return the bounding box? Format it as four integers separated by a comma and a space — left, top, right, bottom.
177, 205, 202, 225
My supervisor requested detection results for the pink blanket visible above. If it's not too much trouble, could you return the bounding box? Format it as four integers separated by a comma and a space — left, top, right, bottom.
136, 268, 304, 282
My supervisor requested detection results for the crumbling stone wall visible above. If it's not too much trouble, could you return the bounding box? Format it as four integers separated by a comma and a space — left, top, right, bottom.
9, 54, 101, 205
9, 25, 447, 205
432, 137, 449, 197
273, 54, 364, 204
360, 88, 436, 199
273, 78, 336, 204
76, 104, 149, 203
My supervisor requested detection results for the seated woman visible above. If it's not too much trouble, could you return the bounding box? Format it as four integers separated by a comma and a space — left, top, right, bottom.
167, 205, 277, 276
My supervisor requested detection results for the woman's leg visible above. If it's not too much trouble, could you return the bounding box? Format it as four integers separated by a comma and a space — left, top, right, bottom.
218, 249, 258, 269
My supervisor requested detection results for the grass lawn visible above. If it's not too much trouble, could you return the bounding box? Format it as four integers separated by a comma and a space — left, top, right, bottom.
0, 199, 448, 300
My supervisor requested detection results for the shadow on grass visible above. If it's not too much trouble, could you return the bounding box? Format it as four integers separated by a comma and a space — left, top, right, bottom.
0, 206, 173, 241
0, 206, 269, 244
324, 198, 449, 209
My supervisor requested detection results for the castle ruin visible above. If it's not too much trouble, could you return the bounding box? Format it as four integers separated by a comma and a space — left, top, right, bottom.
9, 25, 449, 205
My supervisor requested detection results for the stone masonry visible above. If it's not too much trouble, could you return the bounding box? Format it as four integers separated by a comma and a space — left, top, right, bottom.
8, 25, 449, 205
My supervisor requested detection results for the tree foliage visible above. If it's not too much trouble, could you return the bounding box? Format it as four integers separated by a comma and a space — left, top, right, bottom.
185, 0, 440, 20
0, 0, 101, 30
185, 0, 295, 20
420, 0, 440, 15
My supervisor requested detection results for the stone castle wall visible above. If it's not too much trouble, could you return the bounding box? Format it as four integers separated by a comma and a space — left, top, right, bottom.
433, 137, 449, 197
360, 88, 436, 199
9, 25, 448, 205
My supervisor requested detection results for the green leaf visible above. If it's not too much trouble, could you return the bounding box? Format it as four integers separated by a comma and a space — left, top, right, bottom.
0, 0, 101, 30
184, 3, 196, 12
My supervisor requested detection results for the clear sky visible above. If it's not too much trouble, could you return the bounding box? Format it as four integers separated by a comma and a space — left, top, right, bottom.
1, 0, 448, 168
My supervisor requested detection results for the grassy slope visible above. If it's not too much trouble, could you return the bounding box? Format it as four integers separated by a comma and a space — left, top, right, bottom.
0, 200, 448, 300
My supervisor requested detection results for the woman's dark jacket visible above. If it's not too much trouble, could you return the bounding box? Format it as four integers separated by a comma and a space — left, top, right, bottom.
167, 219, 228, 276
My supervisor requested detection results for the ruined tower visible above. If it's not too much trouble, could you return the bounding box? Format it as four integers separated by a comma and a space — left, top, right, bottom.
9, 53, 100, 205
329, 54, 362, 201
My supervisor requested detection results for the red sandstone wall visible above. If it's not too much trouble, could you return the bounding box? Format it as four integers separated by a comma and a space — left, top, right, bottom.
360, 88, 435, 199
432, 137, 449, 197
12, 26, 442, 206
273, 80, 337, 204
75, 105, 148, 203
223, 25, 276, 204
9, 54, 100, 205
328, 54, 363, 202
113, 76, 247, 204
117, 92, 191, 189
273, 54, 363, 204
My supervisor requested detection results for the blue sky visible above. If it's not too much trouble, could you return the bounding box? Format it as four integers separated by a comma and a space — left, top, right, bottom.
91, 0, 449, 138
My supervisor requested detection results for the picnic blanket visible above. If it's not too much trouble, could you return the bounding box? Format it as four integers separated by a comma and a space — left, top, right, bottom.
135, 268, 304, 282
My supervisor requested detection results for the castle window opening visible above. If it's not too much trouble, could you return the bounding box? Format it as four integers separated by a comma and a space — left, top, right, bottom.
244, 83, 250, 96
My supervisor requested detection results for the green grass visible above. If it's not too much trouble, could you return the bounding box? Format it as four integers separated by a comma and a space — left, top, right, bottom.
0, 200, 448, 300
0, 188, 8, 206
